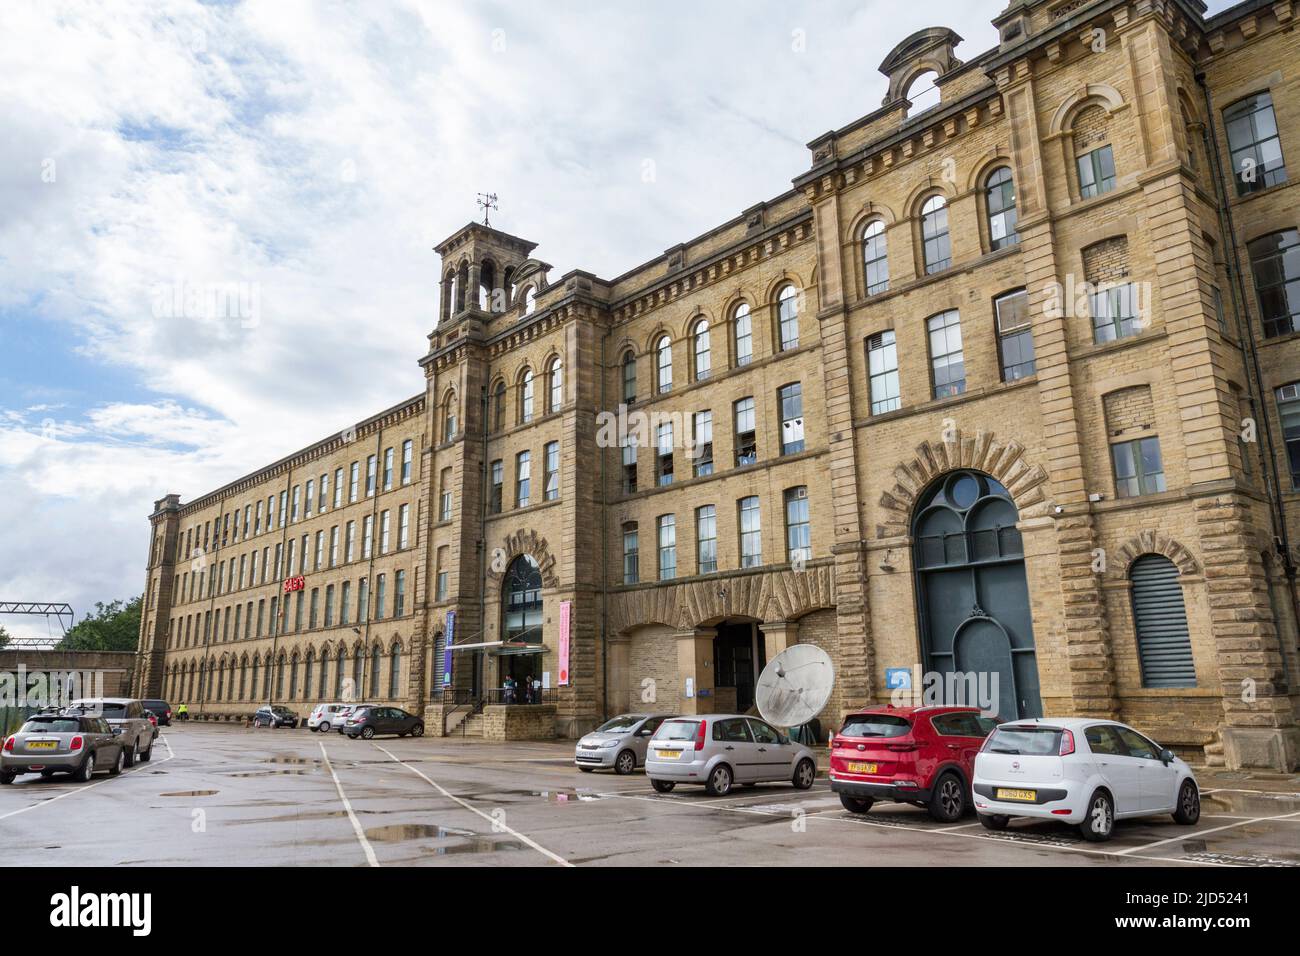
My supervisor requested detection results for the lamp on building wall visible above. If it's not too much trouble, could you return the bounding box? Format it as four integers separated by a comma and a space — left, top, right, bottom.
879, 549, 896, 572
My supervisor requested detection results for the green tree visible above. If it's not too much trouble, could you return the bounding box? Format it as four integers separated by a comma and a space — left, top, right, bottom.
0, 624, 10, 650
56, 597, 142, 652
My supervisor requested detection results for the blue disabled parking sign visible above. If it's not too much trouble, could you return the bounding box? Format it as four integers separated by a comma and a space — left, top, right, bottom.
885, 667, 912, 690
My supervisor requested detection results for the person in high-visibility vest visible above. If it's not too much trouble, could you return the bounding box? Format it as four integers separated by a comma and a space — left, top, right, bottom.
177, 703, 189, 721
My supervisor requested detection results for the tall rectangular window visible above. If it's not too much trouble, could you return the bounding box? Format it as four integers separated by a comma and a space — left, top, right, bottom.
291, 485, 301, 522
784, 487, 810, 564
345, 521, 355, 563
867, 330, 900, 414
779, 383, 804, 455
318, 474, 328, 512
1248, 230, 1300, 339
692, 410, 713, 477
401, 439, 414, 484
340, 581, 351, 625
305, 479, 314, 517
374, 574, 387, 621
928, 310, 965, 398
1111, 436, 1166, 498
1077, 144, 1116, 198
734, 305, 753, 366
394, 570, 406, 618
383, 446, 394, 491
366, 455, 377, 497
362, 515, 373, 559
334, 468, 344, 508
398, 504, 410, 549
995, 289, 1035, 381
278, 490, 287, 527
379, 510, 391, 555
1091, 282, 1140, 343
516, 450, 531, 508
621, 438, 637, 494
349, 462, 360, 502
329, 526, 339, 567
656, 421, 674, 486
622, 523, 639, 584
734, 397, 756, 466
309, 588, 319, 629
544, 441, 560, 500
358, 577, 369, 622
1276, 382, 1300, 490
324, 584, 335, 628
863, 221, 889, 294
738, 496, 762, 568
657, 515, 676, 581
696, 505, 717, 574
1224, 92, 1287, 196
435, 547, 449, 602
439, 467, 453, 521
490, 460, 503, 513
314, 530, 324, 571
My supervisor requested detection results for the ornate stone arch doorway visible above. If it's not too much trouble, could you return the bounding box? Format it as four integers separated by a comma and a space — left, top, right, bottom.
912, 469, 1041, 720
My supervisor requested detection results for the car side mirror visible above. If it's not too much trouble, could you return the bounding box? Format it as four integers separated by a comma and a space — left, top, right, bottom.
111, 726, 123, 736
1159, 748, 1175, 765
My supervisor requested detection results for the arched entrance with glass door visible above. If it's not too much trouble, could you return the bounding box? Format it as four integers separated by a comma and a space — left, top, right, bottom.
499, 554, 544, 700
912, 470, 1041, 720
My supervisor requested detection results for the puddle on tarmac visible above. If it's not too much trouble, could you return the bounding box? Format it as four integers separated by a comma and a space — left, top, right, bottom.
228, 769, 317, 777
1202, 790, 1300, 815
363, 823, 526, 854
263, 756, 313, 765
159, 790, 218, 797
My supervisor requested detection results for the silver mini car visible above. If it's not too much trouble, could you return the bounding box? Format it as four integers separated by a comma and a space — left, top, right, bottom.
644, 714, 818, 796
1, 712, 128, 784
575, 713, 671, 774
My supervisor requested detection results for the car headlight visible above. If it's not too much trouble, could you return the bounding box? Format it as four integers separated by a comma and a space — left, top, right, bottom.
601, 739, 621, 748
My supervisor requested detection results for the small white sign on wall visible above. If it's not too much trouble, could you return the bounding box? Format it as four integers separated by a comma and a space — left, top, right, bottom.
685, 677, 695, 699
542, 671, 551, 690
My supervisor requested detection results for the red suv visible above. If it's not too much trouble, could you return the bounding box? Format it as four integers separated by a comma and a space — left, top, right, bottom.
830, 706, 1000, 822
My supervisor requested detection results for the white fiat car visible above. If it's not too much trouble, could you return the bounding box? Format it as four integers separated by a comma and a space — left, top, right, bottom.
972, 717, 1200, 841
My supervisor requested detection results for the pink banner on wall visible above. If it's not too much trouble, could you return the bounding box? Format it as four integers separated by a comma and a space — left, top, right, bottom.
558, 600, 572, 686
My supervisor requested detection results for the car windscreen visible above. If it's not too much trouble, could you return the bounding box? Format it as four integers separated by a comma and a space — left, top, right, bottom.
68, 703, 127, 719
21, 718, 81, 734
652, 720, 700, 741
839, 714, 911, 738
596, 715, 644, 732
985, 726, 1062, 755
144, 701, 168, 710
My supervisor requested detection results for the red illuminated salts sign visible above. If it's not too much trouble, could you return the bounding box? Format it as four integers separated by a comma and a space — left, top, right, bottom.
283, 576, 305, 594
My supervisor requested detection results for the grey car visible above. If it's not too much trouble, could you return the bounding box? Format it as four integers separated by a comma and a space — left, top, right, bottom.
575, 713, 671, 774
1, 713, 128, 784
644, 714, 818, 796
65, 698, 158, 766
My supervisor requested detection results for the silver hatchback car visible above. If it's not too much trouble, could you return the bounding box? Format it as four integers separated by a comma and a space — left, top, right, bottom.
575, 713, 672, 774
644, 714, 818, 796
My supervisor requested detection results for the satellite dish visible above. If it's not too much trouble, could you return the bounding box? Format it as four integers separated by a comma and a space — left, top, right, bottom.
755, 644, 834, 729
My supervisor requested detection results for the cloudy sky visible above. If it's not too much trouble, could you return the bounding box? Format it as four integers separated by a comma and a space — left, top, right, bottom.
0, 0, 1237, 641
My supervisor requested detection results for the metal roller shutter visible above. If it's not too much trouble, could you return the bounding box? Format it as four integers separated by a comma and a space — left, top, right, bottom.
1130, 555, 1196, 687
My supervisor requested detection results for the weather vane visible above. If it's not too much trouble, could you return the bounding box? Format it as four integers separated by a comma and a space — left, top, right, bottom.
476, 192, 499, 227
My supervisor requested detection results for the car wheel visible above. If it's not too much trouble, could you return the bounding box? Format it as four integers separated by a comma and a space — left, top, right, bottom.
839, 794, 873, 814
927, 772, 966, 823
123, 740, 137, 768
977, 813, 1010, 831
0, 770, 15, 785
139, 741, 153, 763
109, 748, 125, 777
792, 758, 816, 790
411, 723, 424, 738
705, 764, 733, 796
1079, 790, 1115, 842
361, 726, 375, 740
75, 753, 95, 783
319, 722, 330, 734
1173, 780, 1201, 825
614, 750, 636, 775
650, 779, 675, 794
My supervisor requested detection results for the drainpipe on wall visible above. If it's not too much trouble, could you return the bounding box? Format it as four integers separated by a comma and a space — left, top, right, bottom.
479, 381, 490, 701
1196, 71, 1300, 638
600, 323, 611, 720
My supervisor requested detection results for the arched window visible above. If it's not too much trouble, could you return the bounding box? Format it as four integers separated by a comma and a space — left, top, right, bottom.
370, 644, 382, 698
216, 660, 225, 701
1072, 104, 1116, 198
492, 380, 507, 432
275, 653, 286, 700
389, 641, 403, 698
733, 303, 752, 366
863, 220, 889, 295
502, 555, 544, 647
318, 647, 329, 698
304, 650, 314, 702
519, 368, 535, 423
985, 166, 1018, 250
289, 652, 299, 700
777, 285, 799, 351
621, 350, 636, 404
442, 392, 458, 442
250, 657, 260, 702
920, 195, 951, 274
655, 335, 672, 393
692, 319, 711, 380
1130, 555, 1195, 688
335, 647, 346, 699
523, 286, 537, 315
352, 646, 363, 697
546, 356, 563, 414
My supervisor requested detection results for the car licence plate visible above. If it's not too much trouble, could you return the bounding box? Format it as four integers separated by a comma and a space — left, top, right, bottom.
846, 762, 877, 774
655, 750, 681, 760
996, 788, 1037, 802
26, 741, 57, 750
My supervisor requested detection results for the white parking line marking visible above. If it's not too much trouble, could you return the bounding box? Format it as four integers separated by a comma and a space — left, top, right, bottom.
0, 733, 175, 822
372, 744, 572, 867
318, 740, 379, 868
1111, 809, 1300, 855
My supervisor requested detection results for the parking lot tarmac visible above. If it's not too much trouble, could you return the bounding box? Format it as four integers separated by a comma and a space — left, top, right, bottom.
3, 723, 1297, 867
